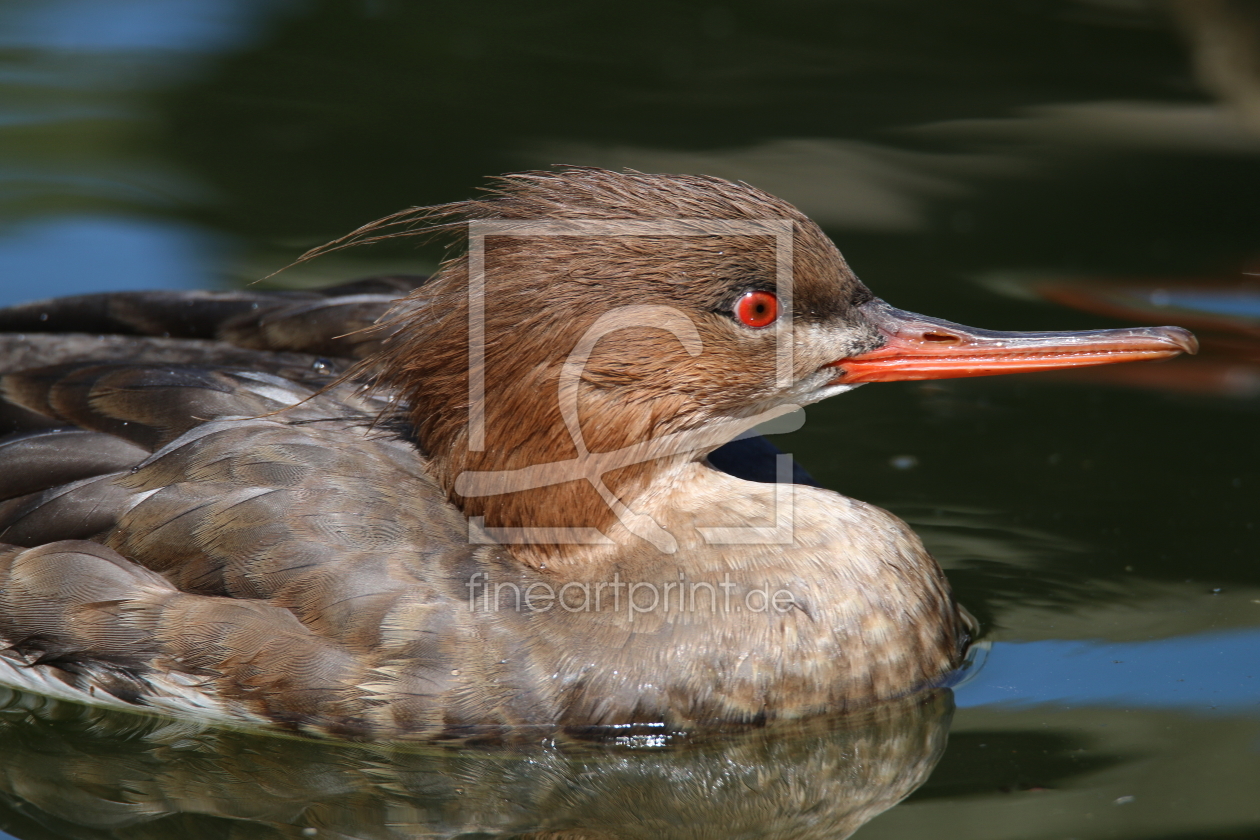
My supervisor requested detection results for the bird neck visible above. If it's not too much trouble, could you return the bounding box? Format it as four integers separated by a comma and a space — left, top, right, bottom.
421, 391, 752, 570
363, 264, 775, 570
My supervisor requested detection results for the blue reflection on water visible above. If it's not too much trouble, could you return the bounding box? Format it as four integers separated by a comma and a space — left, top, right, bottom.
0, 0, 280, 53
1150, 290, 1260, 321
0, 217, 226, 306
957, 628, 1260, 714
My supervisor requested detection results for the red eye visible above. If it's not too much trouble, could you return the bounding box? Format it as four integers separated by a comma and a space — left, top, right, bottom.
735, 290, 778, 328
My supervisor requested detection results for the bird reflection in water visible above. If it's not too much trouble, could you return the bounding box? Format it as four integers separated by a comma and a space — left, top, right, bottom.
0, 685, 953, 840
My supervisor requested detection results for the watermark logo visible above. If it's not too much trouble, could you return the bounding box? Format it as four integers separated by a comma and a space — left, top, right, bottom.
465, 571, 798, 620
457, 218, 801, 550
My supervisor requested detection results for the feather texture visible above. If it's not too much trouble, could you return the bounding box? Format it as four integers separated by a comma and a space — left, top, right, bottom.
0, 171, 976, 739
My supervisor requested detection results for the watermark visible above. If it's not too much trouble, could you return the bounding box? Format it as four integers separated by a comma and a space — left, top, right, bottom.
465, 571, 798, 620
458, 218, 801, 549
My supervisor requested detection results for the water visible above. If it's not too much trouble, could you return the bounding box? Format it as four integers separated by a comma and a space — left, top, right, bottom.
0, 1, 1257, 837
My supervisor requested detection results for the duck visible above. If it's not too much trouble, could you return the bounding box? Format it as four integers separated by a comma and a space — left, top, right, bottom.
0, 168, 1196, 740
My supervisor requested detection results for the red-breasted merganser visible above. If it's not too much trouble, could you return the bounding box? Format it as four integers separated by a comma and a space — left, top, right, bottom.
0, 169, 1195, 740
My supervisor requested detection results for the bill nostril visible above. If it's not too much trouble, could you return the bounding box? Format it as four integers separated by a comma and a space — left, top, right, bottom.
921, 332, 961, 344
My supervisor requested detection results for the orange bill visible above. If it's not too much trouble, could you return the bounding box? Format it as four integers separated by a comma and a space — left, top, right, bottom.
830, 301, 1198, 384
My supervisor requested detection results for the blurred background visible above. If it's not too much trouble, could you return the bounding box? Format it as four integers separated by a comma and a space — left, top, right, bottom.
0, 1, 1257, 839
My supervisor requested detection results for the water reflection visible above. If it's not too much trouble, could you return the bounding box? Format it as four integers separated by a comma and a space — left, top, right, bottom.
0, 0, 253, 306
531, 138, 1015, 232
1172, 0, 1260, 134
0, 688, 953, 840
872, 705, 1260, 839
0, 1, 1256, 837
960, 628, 1260, 714
0, 217, 223, 299
982, 273, 1260, 397
0, 0, 276, 53
920, 100, 1260, 156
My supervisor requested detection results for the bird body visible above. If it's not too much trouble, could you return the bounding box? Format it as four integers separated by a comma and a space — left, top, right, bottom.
0, 170, 1194, 740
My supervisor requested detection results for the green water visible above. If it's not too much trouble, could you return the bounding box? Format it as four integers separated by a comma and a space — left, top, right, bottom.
0, 1, 1257, 837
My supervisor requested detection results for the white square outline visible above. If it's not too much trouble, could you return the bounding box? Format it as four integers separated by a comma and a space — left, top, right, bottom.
464, 218, 797, 548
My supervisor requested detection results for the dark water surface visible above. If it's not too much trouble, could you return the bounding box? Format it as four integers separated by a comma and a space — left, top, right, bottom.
0, 1, 1257, 838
